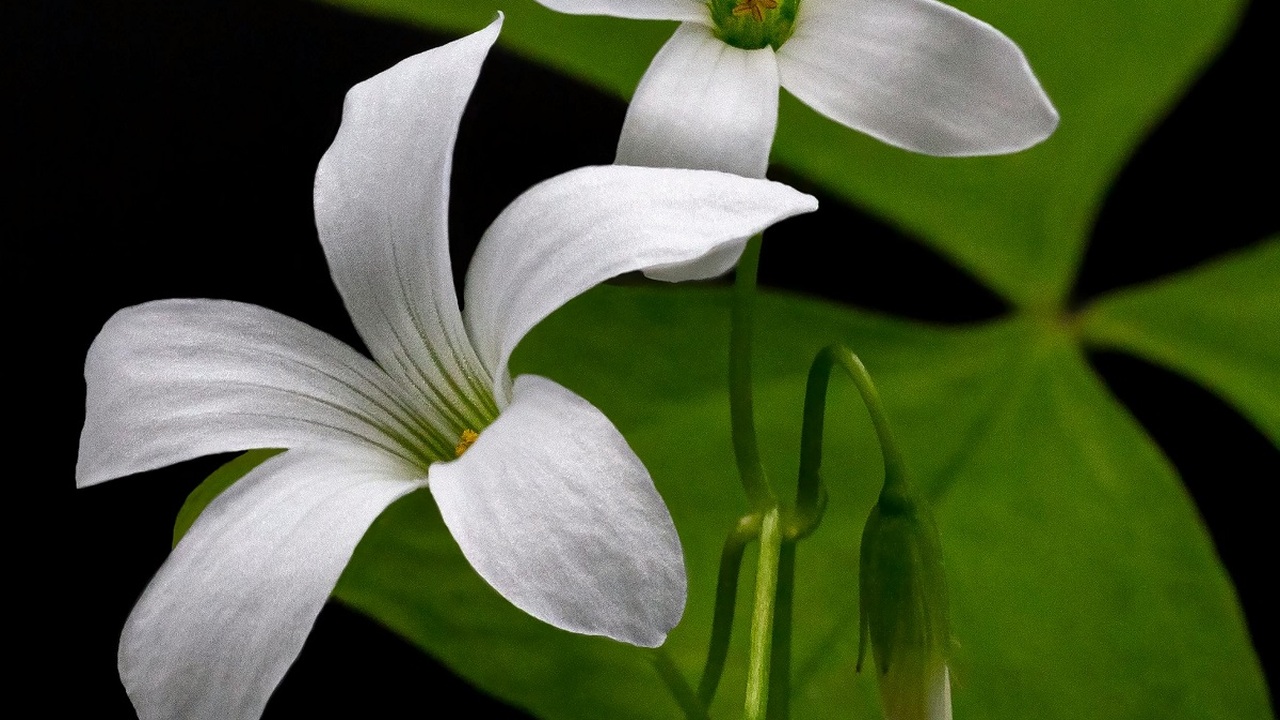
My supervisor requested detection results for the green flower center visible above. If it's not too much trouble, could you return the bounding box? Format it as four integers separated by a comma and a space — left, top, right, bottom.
708, 0, 798, 51
370, 364, 500, 471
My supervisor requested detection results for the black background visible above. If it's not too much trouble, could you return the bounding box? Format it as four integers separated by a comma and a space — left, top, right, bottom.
19, 0, 1276, 715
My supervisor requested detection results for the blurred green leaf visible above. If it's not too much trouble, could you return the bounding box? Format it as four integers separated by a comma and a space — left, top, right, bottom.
316, 0, 1245, 308
1082, 238, 1280, 447
187, 285, 1270, 718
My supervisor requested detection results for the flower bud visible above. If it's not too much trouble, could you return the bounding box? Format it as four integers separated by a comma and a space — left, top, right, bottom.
858, 482, 953, 720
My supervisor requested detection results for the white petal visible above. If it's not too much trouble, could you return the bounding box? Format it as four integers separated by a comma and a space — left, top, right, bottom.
428, 375, 686, 647
776, 0, 1058, 156
77, 300, 439, 487
313, 19, 498, 413
617, 22, 779, 178
535, 0, 708, 22
462, 165, 818, 394
119, 449, 421, 720
928, 665, 953, 720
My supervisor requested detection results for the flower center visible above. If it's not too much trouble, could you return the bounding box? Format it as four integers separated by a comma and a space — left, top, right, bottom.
709, 0, 798, 51
454, 428, 480, 457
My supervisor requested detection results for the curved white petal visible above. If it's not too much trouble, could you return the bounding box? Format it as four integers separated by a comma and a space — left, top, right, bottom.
536, 0, 709, 22
428, 375, 686, 647
77, 300, 441, 487
462, 164, 818, 394
313, 19, 498, 420
119, 449, 421, 720
776, 0, 1058, 156
617, 22, 779, 178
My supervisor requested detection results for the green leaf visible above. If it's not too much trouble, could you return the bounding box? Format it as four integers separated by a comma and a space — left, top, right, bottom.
324, 285, 1267, 719
314, 0, 1245, 308
930, 336, 1268, 719
1081, 239, 1280, 447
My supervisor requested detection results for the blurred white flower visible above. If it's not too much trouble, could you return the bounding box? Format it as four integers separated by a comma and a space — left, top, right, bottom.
538, 0, 1059, 176
76, 16, 818, 720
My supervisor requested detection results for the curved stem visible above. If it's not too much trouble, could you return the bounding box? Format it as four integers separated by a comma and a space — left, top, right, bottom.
699, 514, 762, 707
730, 234, 775, 508
797, 345, 908, 520
744, 508, 782, 720
653, 649, 711, 720
761, 344, 905, 718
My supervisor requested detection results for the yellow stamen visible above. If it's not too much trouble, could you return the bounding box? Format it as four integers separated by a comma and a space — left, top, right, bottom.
732, 0, 778, 21
455, 429, 480, 457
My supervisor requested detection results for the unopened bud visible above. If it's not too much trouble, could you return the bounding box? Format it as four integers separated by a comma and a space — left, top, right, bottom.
858, 482, 953, 720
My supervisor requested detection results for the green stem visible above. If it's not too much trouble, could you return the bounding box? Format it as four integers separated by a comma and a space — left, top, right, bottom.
798, 345, 908, 518
730, 234, 775, 508
653, 650, 711, 720
744, 508, 783, 720
760, 344, 903, 718
766, 540, 796, 720
699, 514, 762, 707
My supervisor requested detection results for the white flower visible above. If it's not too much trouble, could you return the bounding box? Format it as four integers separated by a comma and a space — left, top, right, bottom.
537, 0, 1060, 176
76, 17, 817, 720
